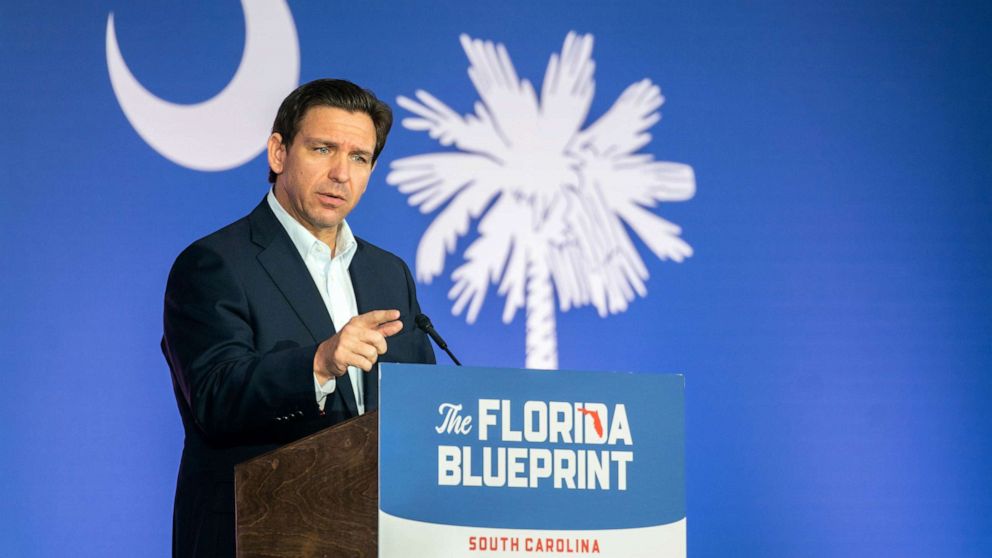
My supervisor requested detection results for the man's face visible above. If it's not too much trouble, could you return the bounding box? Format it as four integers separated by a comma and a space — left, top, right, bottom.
268, 106, 377, 246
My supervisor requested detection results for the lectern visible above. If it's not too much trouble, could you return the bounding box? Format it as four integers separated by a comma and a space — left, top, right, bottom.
234, 364, 685, 558
234, 412, 379, 558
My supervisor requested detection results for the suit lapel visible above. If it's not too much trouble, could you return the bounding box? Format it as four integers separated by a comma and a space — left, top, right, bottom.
349, 241, 375, 315
251, 200, 334, 342
350, 242, 381, 412
249, 199, 360, 416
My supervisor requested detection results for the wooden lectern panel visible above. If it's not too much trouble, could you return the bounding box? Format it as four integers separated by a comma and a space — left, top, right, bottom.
235, 412, 378, 558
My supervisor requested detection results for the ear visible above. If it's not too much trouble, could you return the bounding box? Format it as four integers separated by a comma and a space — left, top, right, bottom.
267, 133, 286, 175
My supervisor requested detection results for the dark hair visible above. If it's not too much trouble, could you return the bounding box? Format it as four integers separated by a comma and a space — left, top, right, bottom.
268, 78, 393, 183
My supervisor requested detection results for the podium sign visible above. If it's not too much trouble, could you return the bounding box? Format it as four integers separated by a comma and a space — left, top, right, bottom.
379, 364, 685, 557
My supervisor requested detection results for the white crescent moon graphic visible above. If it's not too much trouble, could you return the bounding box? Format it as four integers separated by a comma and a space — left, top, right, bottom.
106, 0, 300, 172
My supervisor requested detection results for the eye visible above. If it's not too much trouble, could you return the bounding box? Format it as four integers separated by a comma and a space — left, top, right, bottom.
351, 154, 370, 164
315, 146, 330, 154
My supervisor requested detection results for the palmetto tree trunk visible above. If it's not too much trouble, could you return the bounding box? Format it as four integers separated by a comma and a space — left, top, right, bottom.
524, 251, 558, 369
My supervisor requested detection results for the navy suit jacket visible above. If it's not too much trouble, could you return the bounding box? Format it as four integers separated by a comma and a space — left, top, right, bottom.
162, 198, 435, 558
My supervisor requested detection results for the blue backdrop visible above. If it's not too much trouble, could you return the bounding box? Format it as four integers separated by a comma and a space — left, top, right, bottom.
2, 1, 990, 556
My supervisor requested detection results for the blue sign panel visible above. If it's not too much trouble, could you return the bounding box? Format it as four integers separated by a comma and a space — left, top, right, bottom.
379, 364, 685, 556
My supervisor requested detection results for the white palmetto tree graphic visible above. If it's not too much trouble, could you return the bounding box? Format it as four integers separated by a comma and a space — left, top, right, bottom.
387, 32, 696, 369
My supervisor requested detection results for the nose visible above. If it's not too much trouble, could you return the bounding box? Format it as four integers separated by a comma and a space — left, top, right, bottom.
327, 152, 350, 183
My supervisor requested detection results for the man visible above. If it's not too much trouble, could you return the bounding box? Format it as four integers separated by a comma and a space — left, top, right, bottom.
162, 79, 435, 557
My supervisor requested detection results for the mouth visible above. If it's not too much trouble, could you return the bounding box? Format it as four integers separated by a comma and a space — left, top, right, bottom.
316, 192, 346, 208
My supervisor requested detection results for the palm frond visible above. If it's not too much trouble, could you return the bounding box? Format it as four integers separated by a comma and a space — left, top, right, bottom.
606, 157, 696, 206
396, 91, 508, 159
413, 180, 500, 283
387, 152, 501, 213
460, 34, 541, 145
496, 235, 528, 324
600, 214, 650, 313
540, 31, 596, 149
612, 200, 693, 262
447, 197, 521, 323
575, 78, 663, 157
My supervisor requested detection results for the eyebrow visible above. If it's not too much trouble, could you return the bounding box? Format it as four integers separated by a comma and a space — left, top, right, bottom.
305, 138, 373, 157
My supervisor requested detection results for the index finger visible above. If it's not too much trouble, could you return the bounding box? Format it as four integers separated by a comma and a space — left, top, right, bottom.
352, 309, 401, 328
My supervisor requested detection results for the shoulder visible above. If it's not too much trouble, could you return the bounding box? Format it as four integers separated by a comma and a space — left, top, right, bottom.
350, 236, 420, 302
170, 198, 277, 272
165, 211, 264, 301
172, 217, 251, 269
354, 237, 414, 276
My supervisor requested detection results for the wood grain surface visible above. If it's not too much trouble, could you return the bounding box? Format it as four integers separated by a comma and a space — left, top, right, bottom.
235, 412, 379, 558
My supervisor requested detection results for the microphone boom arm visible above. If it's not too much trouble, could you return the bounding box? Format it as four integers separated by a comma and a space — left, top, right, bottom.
415, 313, 462, 366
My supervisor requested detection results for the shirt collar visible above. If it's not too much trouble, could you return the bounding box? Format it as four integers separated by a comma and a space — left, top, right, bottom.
267, 188, 358, 266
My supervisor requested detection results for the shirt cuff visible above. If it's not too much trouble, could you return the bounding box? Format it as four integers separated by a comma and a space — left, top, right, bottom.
314, 373, 337, 409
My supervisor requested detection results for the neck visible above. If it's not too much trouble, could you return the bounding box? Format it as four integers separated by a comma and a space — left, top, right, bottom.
317, 225, 339, 256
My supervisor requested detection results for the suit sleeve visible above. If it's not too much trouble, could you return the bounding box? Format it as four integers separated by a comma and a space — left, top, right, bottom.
163, 243, 318, 440
403, 260, 437, 365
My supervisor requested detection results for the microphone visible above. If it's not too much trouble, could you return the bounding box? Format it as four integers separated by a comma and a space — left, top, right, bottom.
415, 313, 462, 366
